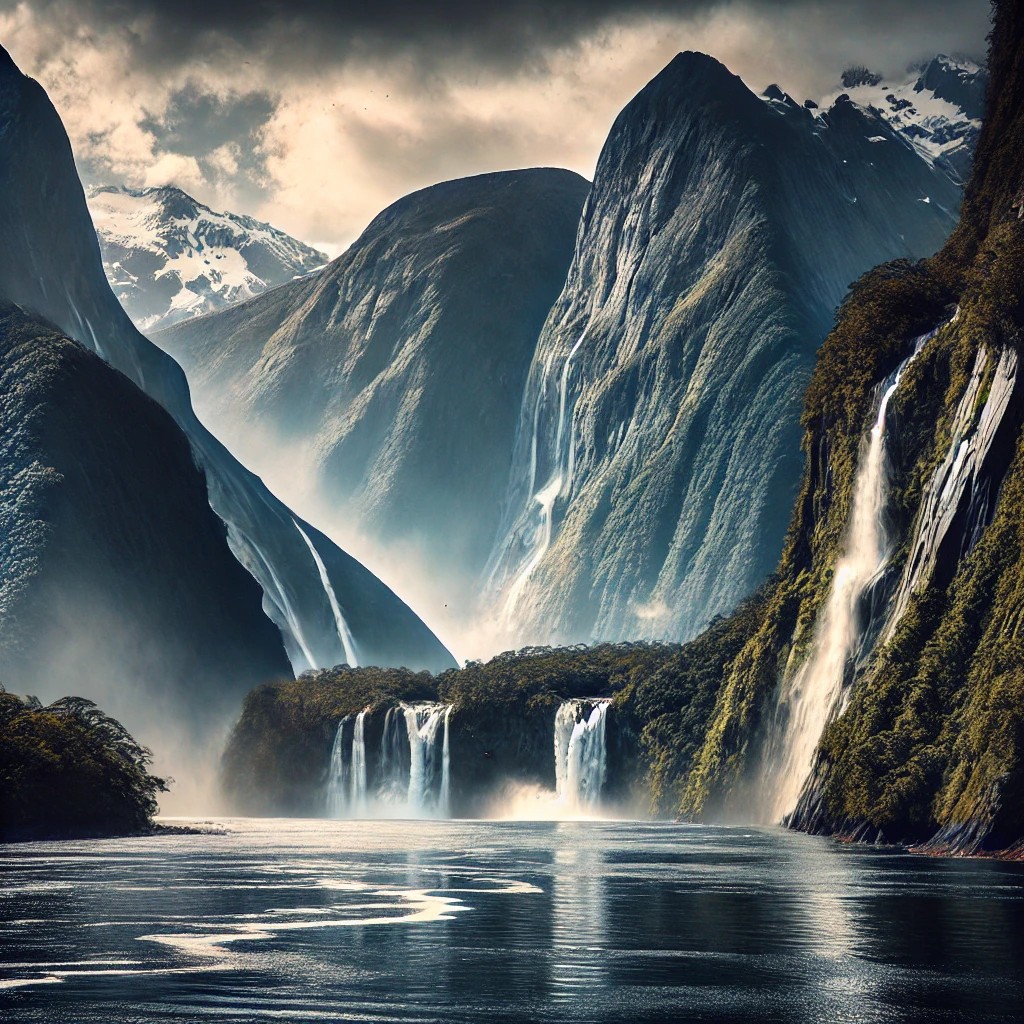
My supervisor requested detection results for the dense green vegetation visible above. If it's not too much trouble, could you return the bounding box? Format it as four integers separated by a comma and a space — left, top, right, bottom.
222, 666, 437, 813
222, 644, 691, 814
0, 688, 167, 840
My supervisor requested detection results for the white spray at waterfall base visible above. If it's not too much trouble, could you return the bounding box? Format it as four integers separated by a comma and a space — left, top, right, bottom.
763, 338, 927, 824
499, 699, 614, 820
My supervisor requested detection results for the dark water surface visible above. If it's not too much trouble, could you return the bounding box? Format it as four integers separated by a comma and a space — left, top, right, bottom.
1, 819, 1022, 1022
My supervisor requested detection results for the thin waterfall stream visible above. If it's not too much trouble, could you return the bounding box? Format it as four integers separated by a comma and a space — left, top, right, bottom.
763, 338, 926, 823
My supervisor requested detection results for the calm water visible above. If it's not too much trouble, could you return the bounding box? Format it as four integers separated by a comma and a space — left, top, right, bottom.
1, 818, 1023, 1023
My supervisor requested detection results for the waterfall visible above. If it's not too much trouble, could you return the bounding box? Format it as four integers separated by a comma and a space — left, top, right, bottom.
325, 711, 367, 818
440, 706, 452, 817
293, 520, 359, 667
764, 341, 924, 823
494, 332, 587, 621
403, 704, 451, 815
325, 715, 351, 818
350, 711, 367, 814
554, 700, 610, 813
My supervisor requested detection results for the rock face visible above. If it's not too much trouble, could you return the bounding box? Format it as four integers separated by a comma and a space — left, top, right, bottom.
0, 45, 455, 678
485, 52, 962, 649
154, 169, 590, 605
88, 184, 328, 333
0, 304, 291, 729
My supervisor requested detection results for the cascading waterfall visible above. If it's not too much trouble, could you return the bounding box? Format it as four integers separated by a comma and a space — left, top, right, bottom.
350, 711, 367, 813
554, 700, 611, 813
327, 703, 452, 818
403, 704, 452, 815
325, 714, 351, 818
495, 332, 587, 620
378, 706, 409, 801
325, 710, 368, 817
763, 340, 925, 823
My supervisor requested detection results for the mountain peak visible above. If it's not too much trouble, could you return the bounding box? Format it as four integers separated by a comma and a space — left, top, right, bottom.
87, 183, 328, 333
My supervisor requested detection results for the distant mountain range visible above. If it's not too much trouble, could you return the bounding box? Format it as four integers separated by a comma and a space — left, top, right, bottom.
154, 168, 590, 624
820, 54, 988, 185
0, 44, 455, 742
87, 185, 328, 333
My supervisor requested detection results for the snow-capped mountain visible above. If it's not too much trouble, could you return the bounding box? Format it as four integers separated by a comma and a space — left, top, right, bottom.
815, 55, 988, 185
87, 185, 329, 333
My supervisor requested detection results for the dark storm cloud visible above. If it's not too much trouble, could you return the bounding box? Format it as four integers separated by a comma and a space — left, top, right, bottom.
1, 0, 991, 72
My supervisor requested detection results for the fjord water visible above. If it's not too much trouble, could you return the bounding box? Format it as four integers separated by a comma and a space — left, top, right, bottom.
2, 820, 1022, 1023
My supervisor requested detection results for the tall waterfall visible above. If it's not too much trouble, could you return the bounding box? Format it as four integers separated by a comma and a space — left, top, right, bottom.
325, 710, 368, 817
325, 714, 351, 818
490, 332, 587, 623
350, 711, 367, 813
554, 700, 611, 814
403, 704, 452, 816
763, 342, 923, 823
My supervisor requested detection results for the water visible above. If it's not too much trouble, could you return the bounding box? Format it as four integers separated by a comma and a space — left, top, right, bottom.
555, 700, 611, 813
493, 332, 586, 623
350, 711, 367, 813
763, 342, 923, 823
293, 519, 359, 667
2, 819, 1022, 1022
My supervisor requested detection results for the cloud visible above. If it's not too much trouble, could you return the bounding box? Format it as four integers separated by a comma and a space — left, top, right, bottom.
0, 0, 992, 249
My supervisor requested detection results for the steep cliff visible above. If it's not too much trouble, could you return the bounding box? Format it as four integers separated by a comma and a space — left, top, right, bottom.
154, 170, 589, 605
0, 304, 291, 729
0, 45, 455, 676
652, 1, 1024, 855
486, 52, 961, 649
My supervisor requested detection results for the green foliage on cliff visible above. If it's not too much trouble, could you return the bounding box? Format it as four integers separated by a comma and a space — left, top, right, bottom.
0, 688, 167, 840
221, 666, 436, 813
222, 643, 687, 813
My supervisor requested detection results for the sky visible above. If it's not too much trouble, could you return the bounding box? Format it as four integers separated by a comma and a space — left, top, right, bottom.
0, 0, 991, 253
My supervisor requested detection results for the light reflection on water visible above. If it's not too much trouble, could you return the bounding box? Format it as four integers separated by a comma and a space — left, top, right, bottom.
0, 818, 1022, 1022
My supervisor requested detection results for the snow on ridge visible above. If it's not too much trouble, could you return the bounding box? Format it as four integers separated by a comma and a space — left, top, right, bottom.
765, 54, 987, 187
87, 184, 330, 334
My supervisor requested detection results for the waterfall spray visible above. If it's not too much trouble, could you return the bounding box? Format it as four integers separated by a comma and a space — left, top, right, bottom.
764, 340, 925, 823
350, 711, 367, 813
498, 332, 587, 621
326, 715, 351, 818
404, 704, 451, 815
325, 711, 367, 818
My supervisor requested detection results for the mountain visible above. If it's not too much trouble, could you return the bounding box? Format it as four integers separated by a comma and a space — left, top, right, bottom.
626, 0, 1024, 855
0, 44, 456, 706
87, 184, 328, 333
824, 54, 988, 185
0, 302, 291, 729
154, 169, 590, 616
484, 52, 963, 650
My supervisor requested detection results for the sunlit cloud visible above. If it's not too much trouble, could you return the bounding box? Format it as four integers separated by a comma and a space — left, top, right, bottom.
0, 0, 988, 249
